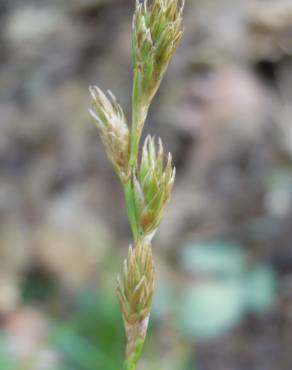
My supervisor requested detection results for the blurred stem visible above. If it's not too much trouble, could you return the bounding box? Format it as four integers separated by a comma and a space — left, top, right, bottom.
124, 338, 145, 370
123, 180, 140, 244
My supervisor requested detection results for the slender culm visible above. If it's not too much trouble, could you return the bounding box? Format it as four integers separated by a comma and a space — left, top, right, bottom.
89, 1, 184, 369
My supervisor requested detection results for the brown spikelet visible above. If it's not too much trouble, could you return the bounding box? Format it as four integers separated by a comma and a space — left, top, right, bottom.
116, 244, 154, 325
133, 135, 176, 240
116, 243, 154, 361
89, 86, 130, 180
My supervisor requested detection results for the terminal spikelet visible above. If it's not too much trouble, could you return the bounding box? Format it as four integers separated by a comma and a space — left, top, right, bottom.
132, 0, 185, 107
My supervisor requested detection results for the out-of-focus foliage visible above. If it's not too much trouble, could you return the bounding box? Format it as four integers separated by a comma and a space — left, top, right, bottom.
52, 289, 124, 370
180, 241, 246, 275
178, 241, 277, 340
244, 264, 277, 314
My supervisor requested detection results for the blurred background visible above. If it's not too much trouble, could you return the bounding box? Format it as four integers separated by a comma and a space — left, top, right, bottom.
0, 0, 292, 369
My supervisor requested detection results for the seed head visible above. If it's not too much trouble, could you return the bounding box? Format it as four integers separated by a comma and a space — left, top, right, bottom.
116, 244, 154, 359
133, 0, 184, 106
133, 135, 175, 240
117, 244, 154, 325
89, 86, 130, 180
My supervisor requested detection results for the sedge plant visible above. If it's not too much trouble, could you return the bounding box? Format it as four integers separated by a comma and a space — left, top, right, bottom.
89, 1, 184, 369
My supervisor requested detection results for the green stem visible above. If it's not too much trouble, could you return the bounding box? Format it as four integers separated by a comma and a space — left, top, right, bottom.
124, 358, 137, 370
123, 180, 140, 244
124, 338, 145, 370
129, 102, 149, 170
129, 69, 149, 170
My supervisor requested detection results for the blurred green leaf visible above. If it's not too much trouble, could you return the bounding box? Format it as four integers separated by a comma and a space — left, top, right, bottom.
21, 269, 58, 304
180, 241, 246, 274
50, 288, 124, 370
180, 241, 246, 276
245, 264, 278, 314
0, 334, 15, 370
178, 280, 245, 340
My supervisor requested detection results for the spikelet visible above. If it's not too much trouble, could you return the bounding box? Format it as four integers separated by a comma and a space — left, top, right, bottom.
89, 86, 130, 180
132, 0, 185, 108
116, 244, 154, 361
133, 135, 175, 241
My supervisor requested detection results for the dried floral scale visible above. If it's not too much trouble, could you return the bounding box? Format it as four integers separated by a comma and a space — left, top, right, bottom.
89, 1, 184, 369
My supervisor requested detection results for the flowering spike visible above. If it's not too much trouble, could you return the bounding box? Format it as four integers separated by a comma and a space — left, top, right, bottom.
132, 136, 176, 240
132, 0, 184, 106
89, 86, 130, 181
116, 244, 154, 361
129, 0, 184, 170
89, 1, 183, 369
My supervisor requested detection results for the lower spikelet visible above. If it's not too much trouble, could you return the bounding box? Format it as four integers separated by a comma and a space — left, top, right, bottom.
116, 244, 154, 360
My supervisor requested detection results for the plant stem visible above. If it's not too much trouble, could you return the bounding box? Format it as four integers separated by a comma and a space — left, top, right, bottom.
124, 338, 145, 370
129, 70, 148, 170
123, 180, 140, 244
